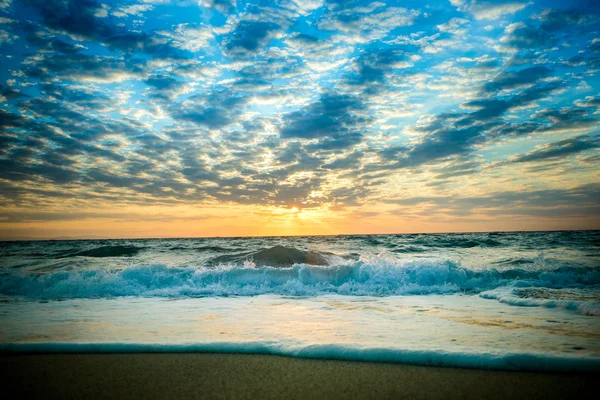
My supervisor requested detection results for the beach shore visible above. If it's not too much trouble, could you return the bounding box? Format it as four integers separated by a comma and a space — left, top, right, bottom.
1, 353, 596, 399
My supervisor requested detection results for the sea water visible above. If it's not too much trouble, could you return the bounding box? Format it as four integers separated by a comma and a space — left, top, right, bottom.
1, 231, 599, 371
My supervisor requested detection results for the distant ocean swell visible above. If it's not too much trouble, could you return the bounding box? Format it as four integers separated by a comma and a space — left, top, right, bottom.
2, 256, 599, 305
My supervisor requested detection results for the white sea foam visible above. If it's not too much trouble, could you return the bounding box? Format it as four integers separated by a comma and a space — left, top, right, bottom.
2, 342, 599, 372
480, 286, 600, 316
1, 295, 599, 371
1, 258, 598, 304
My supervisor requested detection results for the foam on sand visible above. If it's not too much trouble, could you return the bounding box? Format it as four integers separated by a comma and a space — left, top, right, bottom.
2, 342, 599, 372
1, 295, 598, 372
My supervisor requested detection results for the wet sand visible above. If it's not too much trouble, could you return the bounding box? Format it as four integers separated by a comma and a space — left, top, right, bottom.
1, 353, 596, 399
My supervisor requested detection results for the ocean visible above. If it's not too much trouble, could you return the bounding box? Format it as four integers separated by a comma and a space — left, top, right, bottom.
1, 231, 599, 371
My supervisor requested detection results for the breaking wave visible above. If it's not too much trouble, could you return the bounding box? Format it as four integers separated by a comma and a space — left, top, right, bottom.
208, 245, 335, 266
1, 254, 598, 302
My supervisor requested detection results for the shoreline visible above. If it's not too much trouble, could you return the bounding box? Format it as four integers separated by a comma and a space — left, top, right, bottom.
1, 353, 597, 399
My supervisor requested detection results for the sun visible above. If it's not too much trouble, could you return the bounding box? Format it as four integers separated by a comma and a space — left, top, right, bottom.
291, 206, 300, 213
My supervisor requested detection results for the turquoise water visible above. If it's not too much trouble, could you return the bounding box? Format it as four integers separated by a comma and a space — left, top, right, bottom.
1, 231, 599, 371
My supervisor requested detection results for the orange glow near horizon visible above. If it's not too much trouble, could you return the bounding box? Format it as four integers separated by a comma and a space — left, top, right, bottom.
0, 202, 597, 240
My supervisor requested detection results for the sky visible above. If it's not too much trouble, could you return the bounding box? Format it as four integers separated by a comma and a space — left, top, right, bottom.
0, 0, 599, 239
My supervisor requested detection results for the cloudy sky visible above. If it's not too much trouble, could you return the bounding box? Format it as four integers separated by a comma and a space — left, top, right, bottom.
0, 0, 599, 239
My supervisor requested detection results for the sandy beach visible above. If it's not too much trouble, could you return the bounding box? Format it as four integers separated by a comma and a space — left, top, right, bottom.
1, 353, 597, 399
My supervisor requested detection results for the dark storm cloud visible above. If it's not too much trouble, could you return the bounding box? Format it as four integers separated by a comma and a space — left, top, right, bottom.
511, 135, 599, 163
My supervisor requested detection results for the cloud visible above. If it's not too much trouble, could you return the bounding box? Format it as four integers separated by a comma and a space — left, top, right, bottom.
144, 74, 187, 101
531, 106, 598, 133
378, 80, 567, 169
341, 47, 410, 94
482, 66, 553, 93
280, 91, 368, 149
431, 159, 481, 180
510, 135, 599, 163
387, 183, 600, 219
437, 18, 470, 35
203, 0, 237, 15
221, 20, 283, 57
22, 53, 147, 82
454, 1, 530, 20
497, 9, 599, 53
1, 0, 598, 224
111, 3, 153, 18
39, 83, 111, 110
20, 0, 110, 40
171, 88, 248, 129
0, 109, 27, 129
0, 84, 24, 101
319, 3, 419, 43
575, 95, 600, 114
20, 0, 186, 59
158, 23, 214, 52
0, 28, 17, 44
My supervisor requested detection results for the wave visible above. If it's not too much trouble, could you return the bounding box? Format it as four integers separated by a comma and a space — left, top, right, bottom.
1, 342, 598, 372
392, 246, 426, 253
407, 237, 504, 249
58, 245, 141, 258
197, 245, 240, 253
209, 246, 334, 266
1, 256, 598, 300
492, 257, 536, 267
480, 287, 600, 316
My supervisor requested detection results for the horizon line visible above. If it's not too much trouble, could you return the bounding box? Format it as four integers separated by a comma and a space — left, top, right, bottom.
1, 228, 598, 242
